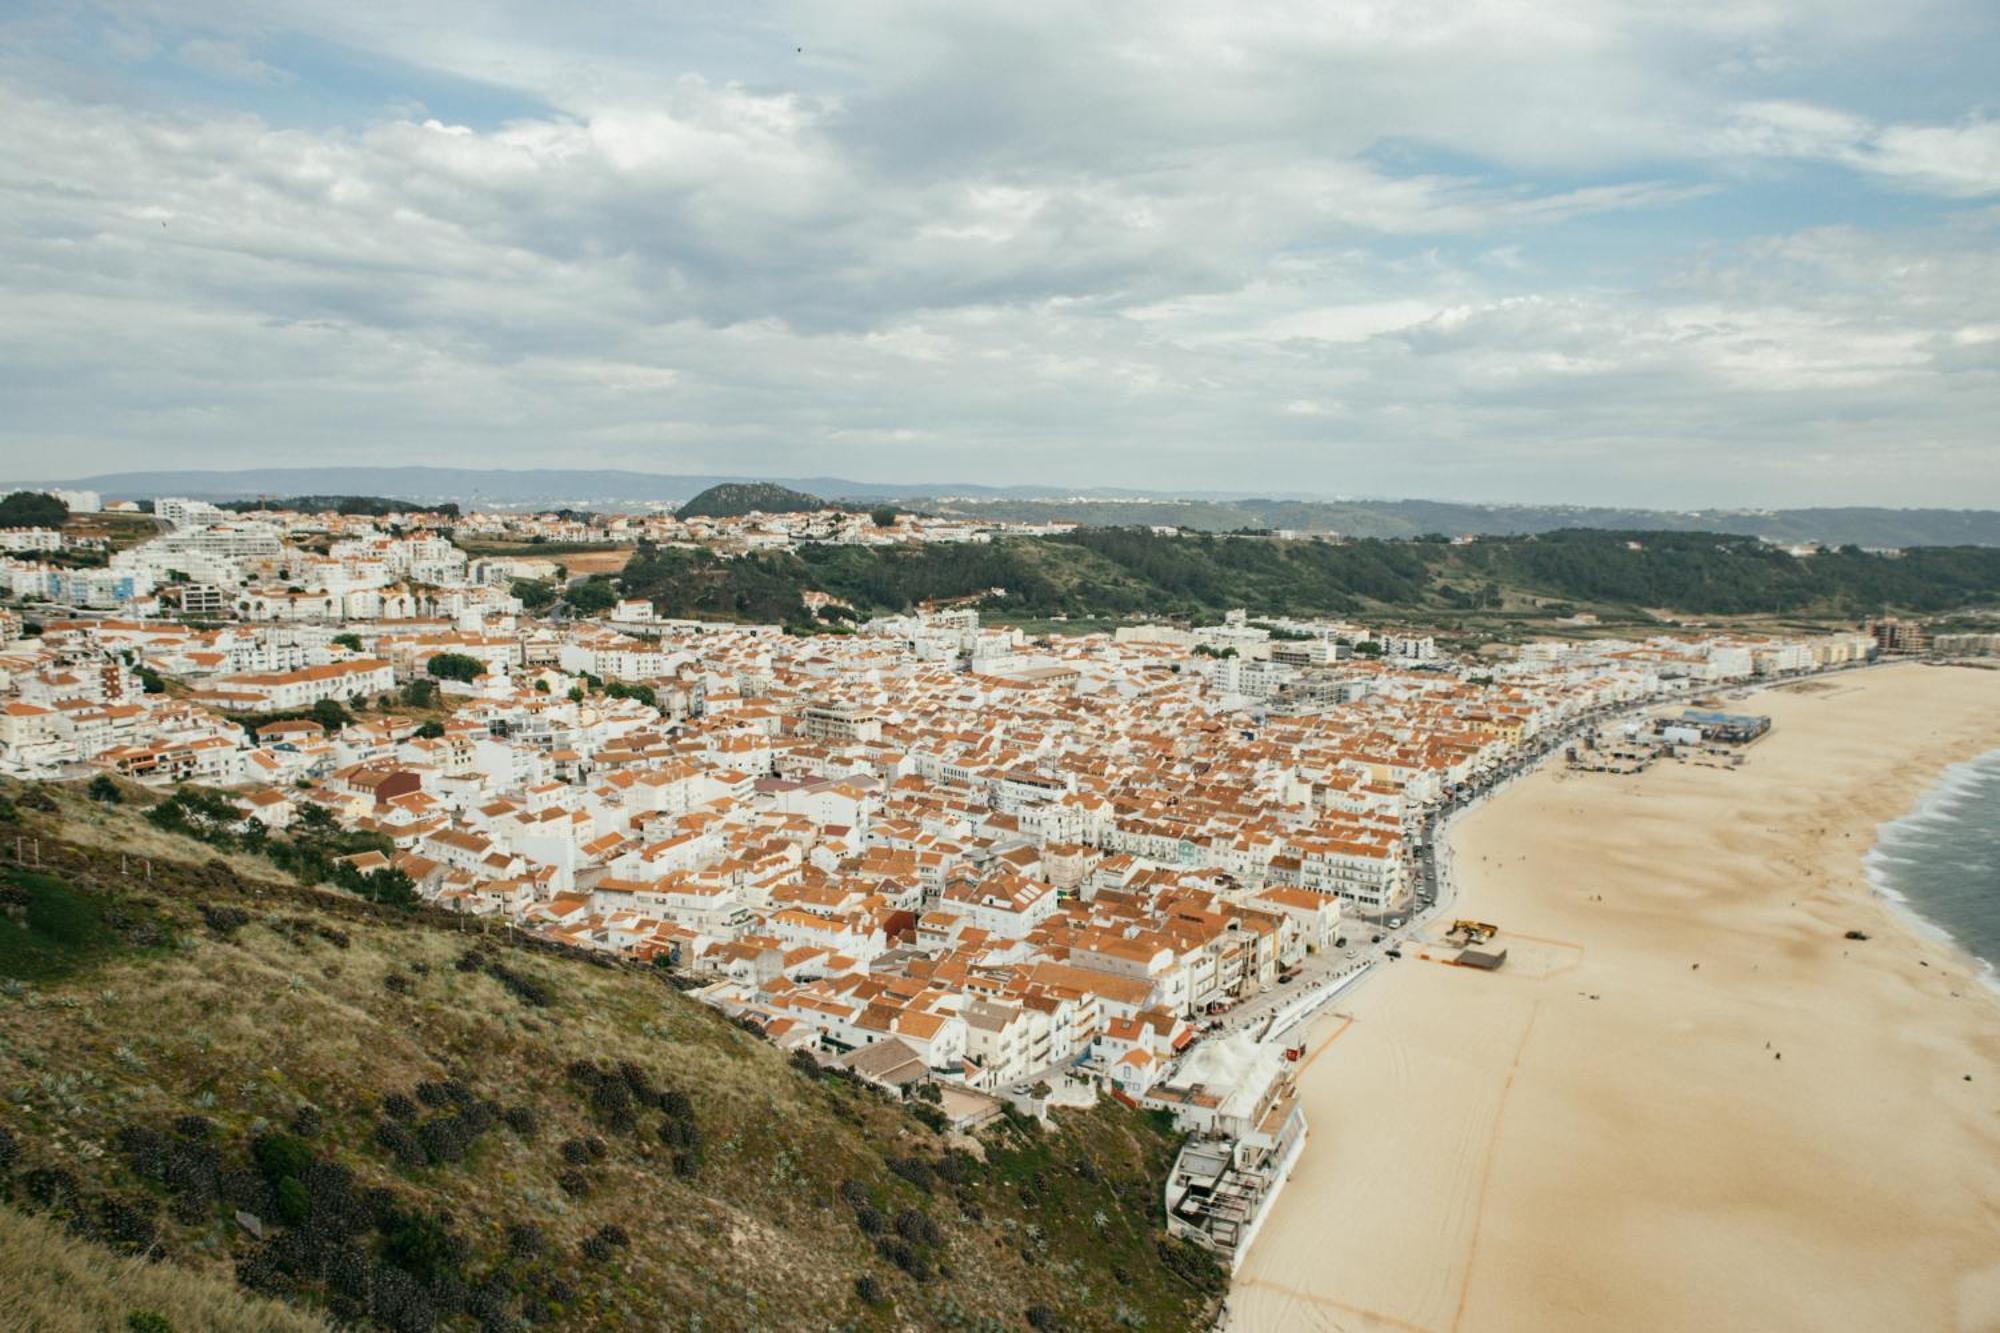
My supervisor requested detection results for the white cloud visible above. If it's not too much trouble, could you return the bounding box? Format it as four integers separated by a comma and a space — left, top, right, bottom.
176, 37, 293, 86
1723, 101, 2000, 197
0, 1, 1995, 505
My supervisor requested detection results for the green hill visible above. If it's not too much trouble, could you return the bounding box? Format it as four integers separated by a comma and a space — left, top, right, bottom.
0, 784, 1225, 1332
676, 483, 825, 520
612, 527, 2000, 633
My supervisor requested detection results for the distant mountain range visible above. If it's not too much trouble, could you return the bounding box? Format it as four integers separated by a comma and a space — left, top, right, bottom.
13, 466, 2000, 547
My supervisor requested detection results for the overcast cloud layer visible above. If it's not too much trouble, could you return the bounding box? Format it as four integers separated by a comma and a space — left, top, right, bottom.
1, 1, 1997, 505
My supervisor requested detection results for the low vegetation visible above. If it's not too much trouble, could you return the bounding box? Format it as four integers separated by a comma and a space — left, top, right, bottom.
609, 526, 2000, 631
0, 785, 1224, 1331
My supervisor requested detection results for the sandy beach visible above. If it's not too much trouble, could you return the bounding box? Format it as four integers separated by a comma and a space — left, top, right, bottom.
1231, 663, 2000, 1332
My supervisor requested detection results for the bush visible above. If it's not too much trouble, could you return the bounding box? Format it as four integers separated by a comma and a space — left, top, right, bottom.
87, 774, 123, 804
253, 1132, 314, 1190
894, 1208, 940, 1247
196, 903, 250, 936
374, 1120, 426, 1168
126, 1315, 174, 1333
855, 1274, 885, 1306
275, 1176, 310, 1226
887, 1156, 934, 1192
1027, 1304, 1061, 1331
425, 652, 485, 683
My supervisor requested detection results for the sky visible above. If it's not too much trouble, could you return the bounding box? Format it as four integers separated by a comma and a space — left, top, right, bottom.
1, 1, 1997, 507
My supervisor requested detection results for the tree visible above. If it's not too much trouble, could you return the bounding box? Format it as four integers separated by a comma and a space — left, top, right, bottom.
309, 698, 352, 730
0, 491, 68, 528
135, 665, 165, 694
86, 774, 123, 804
400, 677, 439, 708
511, 578, 557, 611
604, 680, 658, 709
415, 721, 445, 739
331, 632, 363, 651
564, 578, 619, 615
425, 652, 484, 682
871, 507, 898, 527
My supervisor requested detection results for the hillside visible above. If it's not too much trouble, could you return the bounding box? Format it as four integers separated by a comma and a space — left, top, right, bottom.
0, 785, 1225, 1333
927, 498, 2000, 547
675, 484, 826, 520
218, 497, 461, 518
21, 469, 2000, 547
610, 527, 2000, 633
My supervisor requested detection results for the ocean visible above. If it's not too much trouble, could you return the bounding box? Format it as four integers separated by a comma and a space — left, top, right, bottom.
1863, 748, 2000, 988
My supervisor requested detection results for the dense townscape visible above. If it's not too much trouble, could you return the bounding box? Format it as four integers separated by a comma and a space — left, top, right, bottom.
1, 494, 1937, 1271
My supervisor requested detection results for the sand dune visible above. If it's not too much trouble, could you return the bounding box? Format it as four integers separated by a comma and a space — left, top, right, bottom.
1231, 663, 2000, 1333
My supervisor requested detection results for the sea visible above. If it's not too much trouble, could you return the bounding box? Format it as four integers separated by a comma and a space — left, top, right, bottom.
1862, 748, 2000, 990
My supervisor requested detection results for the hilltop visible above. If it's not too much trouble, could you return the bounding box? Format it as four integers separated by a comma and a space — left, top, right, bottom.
17, 468, 2000, 547
676, 483, 827, 520
0, 783, 1225, 1332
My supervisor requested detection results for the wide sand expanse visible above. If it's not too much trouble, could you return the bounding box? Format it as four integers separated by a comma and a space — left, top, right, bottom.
1230, 663, 2000, 1332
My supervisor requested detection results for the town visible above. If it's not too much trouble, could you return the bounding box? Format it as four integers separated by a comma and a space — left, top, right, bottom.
0, 496, 1920, 1263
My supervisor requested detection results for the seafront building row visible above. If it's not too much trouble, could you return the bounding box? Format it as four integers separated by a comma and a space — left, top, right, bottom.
0, 506, 1887, 1259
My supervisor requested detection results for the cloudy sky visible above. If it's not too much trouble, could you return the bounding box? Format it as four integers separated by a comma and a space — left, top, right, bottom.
2, 1, 1997, 505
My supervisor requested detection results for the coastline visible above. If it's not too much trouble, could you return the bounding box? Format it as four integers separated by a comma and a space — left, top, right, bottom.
1229, 662, 2000, 1332
1860, 746, 2000, 995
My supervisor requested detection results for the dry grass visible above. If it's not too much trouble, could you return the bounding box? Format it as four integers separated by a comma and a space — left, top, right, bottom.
0, 795, 1223, 1331
0, 1204, 328, 1333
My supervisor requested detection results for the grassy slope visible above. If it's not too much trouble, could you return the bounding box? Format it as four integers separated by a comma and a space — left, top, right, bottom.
0, 1202, 330, 1333
0, 789, 1224, 1333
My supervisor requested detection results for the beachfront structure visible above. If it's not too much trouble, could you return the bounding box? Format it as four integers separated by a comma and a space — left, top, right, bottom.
1150, 1036, 1308, 1267
1677, 710, 1771, 744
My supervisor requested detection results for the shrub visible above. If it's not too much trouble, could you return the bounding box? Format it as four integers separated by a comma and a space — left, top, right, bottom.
374, 1120, 426, 1169
894, 1208, 940, 1247
382, 1093, 419, 1121
1027, 1304, 1061, 1331
425, 652, 484, 683
0, 1124, 17, 1171
252, 1132, 314, 1189
855, 1274, 885, 1307
126, 1315, 174, 1333
291, 1105, 323, 1138
199, 904, 251, 936
87, 774, 123, 804
887, 1156, 934, 1192
502, 1105, 538, 1138
506, 1222, 547, 1260
275, 1176, 310, 1226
